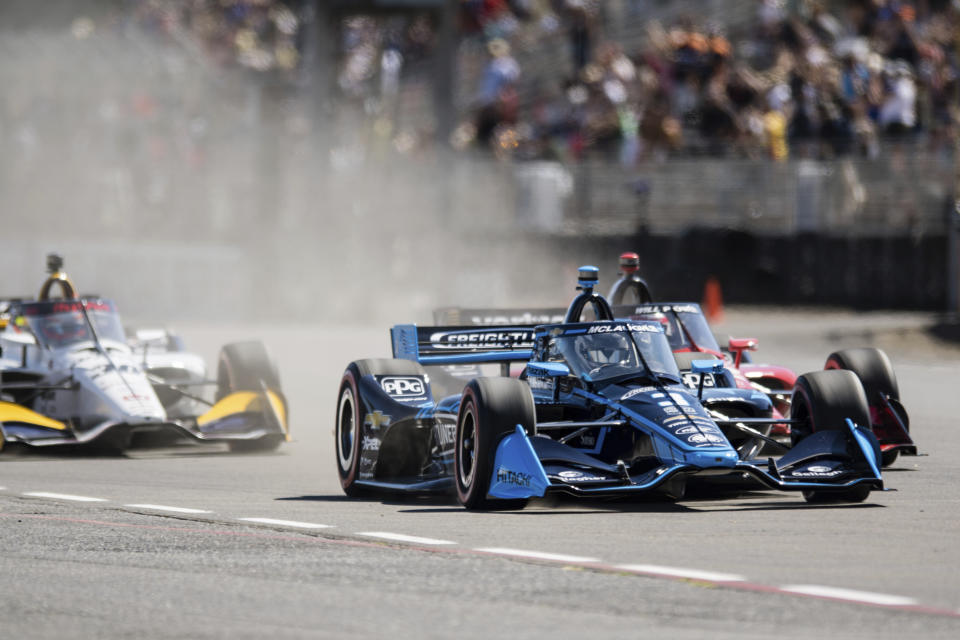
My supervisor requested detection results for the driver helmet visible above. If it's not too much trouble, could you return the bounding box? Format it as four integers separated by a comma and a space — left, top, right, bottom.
43, 312, 87, 343
577, 333, 632, 368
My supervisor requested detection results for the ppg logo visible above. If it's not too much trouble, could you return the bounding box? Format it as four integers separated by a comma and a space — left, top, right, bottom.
380, 376, 425, 397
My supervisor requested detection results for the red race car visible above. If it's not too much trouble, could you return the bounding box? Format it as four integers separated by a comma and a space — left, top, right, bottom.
607, 252, 914, 467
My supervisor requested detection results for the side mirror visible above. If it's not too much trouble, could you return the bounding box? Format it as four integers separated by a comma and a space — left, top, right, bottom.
691, 359, 724, 400
691, 359, 725, 375
727, 338, 758, 368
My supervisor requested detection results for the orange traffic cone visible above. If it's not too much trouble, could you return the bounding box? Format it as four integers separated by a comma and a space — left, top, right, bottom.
703, 276, 724, 323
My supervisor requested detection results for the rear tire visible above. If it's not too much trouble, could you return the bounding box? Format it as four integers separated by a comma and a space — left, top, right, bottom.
790, 370, 870, 446
826, 348, 903, 467
455, 377, 536, 510
824, 348, 898, 404
335, 359, 427, 497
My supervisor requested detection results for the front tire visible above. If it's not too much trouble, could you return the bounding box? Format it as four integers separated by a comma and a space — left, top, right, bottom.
790, 369, 870, 446
791, 370, 874, 504
216, 341, 285, 452
335, 359, 427, 497
802, 484, 871, 504
455, 377, 536, 510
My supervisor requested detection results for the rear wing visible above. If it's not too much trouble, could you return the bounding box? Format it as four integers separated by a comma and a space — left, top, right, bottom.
431, 305, 655, 326
391, 324, 537, 365
433, 307, 565, 326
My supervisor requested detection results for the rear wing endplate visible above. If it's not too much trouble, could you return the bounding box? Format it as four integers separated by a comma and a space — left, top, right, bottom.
391, 324, 536, 365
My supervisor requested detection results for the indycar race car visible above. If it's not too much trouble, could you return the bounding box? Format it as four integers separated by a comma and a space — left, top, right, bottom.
435, 252, 916, 468
0, 255, 288, 453
336, 266, 885, 509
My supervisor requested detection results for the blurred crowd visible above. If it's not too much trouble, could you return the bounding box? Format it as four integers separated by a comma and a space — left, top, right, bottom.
128, 0, 301, 72
39, 0, 960, 166
462, 0, 960, 163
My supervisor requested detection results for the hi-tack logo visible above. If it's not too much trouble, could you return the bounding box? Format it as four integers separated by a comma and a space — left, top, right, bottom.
380, 376, 426, 397
496, 467, 532, 488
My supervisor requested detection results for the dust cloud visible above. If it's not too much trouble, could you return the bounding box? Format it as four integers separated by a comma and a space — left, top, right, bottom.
1, 1, 586, 328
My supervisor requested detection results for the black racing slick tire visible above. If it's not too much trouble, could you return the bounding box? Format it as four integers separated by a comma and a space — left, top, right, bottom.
791, 370, 874, 504
454, 377, 536, 511
216, 341, 281, 400
824, 348, 899, 404
216, 341, 284, 452
825, 348, 902, 466
802, 484, 872, 504
790, 370, 870, 446
335, 359, 427, 497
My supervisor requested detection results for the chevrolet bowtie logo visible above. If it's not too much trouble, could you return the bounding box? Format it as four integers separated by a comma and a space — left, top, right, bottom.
364, 410, 391, 430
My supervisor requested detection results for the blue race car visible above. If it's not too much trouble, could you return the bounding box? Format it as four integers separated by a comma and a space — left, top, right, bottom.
335, 267, 883, 509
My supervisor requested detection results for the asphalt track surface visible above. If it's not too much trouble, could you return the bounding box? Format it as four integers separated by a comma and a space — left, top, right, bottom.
2, 309, 959, 639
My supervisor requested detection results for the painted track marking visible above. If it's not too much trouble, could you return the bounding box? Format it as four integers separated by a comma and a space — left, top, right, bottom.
780, 585, 918, 606
124, 504, 212, 514
239, 518, 332, 529
475, 547, 599, 563
357, 531, 456, 545
4, 496, 957, 618
618, 564, 746, 583
24, 492, 108, 503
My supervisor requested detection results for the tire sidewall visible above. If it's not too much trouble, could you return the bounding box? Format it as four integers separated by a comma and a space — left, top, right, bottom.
455, 385, 486, 507
336, 368, 363, 490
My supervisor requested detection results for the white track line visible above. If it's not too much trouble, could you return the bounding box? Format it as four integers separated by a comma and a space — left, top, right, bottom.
24, 492, 108, 503
779, 585, 918, 607
124, 504, 211, 514
238, 518, 332, 529
475, 547, 599, 563
357, 532, 456, 545
618, 564, 746, 583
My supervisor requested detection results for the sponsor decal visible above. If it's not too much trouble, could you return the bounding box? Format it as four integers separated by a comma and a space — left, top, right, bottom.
682, 373, 715, 389
658, 401, 673, 407
620, 387, 656, 401
651, 392, 665, 398
24, 300, 114, 316
578, 434, 596, 446
362, 436, 381, 452
428, 329, 534, 350
791, 465, 843, 478
469, 312, 564, 325
687, 433, 726, 445
433, 423, 456, 447
663, 406, 679, 415
630, 304, 699, 315
669, 392, 690, 406
380, 376, 425, 397
496, 467, 532, 488
528, 376, 555, 392
558, 470, 602, 483
364, 410, 391, 430
587, 323, 661, 334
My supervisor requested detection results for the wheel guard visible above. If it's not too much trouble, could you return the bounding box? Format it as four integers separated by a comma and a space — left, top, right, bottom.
195, 390, 289, 440
488, 426, 551, 499
488, 428, 694, 498
740, 420, 883, 490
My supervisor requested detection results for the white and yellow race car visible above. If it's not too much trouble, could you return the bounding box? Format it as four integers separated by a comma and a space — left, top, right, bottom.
0, 256, 288, 453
